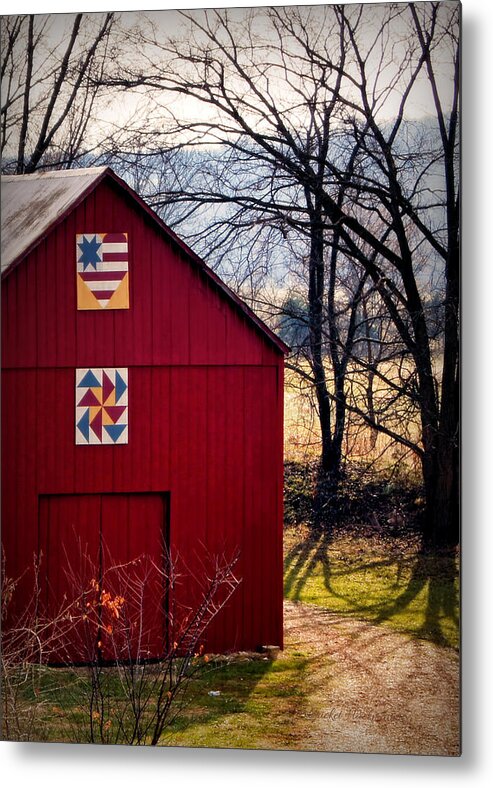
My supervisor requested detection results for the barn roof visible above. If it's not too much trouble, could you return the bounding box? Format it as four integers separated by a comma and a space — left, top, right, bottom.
1, 168, 106, 274
1, 167, 289, 355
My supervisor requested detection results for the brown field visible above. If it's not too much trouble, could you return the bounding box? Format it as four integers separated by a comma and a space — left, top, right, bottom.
284, 362, 422, 474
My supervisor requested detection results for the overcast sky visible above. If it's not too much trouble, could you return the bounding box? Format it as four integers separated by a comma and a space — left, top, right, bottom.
3, 1, 459, 156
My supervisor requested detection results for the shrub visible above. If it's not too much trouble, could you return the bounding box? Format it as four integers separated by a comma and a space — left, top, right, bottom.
284, 460, 425, 536
1, 546, 240, 744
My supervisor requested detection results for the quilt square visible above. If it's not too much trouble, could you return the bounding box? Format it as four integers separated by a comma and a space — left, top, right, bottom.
76, 233, 129, 310
76, 368, 128, 445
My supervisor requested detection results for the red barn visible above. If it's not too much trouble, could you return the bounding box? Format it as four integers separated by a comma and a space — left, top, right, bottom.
1, 167, 287, 661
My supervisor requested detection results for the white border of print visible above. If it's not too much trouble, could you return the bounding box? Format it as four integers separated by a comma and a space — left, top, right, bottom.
1, 2, 492, 788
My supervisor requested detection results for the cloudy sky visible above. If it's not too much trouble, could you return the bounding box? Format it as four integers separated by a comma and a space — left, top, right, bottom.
3, 1, 459, 157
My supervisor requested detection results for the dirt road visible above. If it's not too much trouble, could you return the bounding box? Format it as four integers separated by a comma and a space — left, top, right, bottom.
284, 600, 460, 756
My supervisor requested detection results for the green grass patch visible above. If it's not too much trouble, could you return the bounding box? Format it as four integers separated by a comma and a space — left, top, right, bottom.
284, 528, 459, 649
161, 652, 311, 749
3, 651, 312, 749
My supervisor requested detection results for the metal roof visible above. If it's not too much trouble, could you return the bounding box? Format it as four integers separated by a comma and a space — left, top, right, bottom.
1, 167, 107, 274
0, 166, 289, 355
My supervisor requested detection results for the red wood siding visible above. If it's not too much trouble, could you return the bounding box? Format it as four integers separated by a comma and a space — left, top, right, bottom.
2, 176, 284, 655
38, 492, 166, 662
2, 178, 280, 370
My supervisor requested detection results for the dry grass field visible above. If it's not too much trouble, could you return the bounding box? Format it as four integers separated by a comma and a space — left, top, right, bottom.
283, 362, 423, 473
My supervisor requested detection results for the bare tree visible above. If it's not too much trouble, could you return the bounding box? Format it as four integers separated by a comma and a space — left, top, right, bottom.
99, 2, 458, 545
3, 4, 458, 545
1, 544, 240, 744
1, 12, 116, 173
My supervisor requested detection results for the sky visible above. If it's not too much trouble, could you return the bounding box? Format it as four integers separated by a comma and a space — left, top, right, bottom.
1, 0, 461, 175
12, 1, 459, 137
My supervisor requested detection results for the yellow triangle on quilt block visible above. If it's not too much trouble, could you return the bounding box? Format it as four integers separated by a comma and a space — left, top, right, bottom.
77, 274, 103, 310
106, 273, 129, 310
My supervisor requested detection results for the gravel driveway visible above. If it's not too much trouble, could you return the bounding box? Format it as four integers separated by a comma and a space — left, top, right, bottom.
284, 599, 460, 756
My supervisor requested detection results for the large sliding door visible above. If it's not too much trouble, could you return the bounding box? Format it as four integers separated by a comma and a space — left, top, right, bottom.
38, 492, 167, 663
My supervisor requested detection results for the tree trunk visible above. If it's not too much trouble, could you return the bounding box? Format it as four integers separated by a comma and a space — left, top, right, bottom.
306, 200, 342, 532
422, 445, 459, 549
422, 353, 459, 549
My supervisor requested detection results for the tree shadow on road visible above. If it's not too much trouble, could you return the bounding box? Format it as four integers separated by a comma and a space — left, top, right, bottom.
283, 529, 459, 649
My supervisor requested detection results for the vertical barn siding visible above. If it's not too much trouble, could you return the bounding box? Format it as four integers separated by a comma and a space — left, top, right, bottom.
101, 492, 167, 659
2, 176, 285, 653
275, 364, 285, 647
3, 365, 282, 651
2, 180, 278, 370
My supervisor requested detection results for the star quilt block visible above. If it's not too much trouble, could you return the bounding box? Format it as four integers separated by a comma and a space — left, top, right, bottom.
76, 233, 129, 310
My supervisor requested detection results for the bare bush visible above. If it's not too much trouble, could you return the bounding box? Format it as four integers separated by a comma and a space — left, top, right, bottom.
1, 551, 86, 740
1, 544, 240, 744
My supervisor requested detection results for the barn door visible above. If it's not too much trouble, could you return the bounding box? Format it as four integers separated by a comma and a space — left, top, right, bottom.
100, 494, 168, 661
38, 493, 168, 663
38, 494, 101, 663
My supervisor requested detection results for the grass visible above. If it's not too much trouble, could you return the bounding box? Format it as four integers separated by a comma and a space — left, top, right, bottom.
284, 526, 459, 649
2, 664, 91, 743
161, 652, 311, 749
3, 651, 312, 748
3, 525, 459, 746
